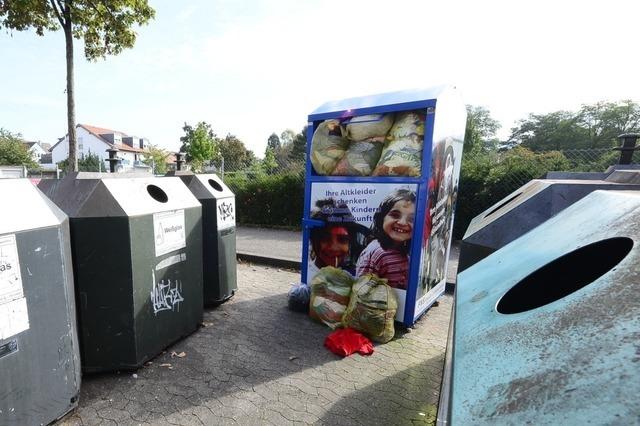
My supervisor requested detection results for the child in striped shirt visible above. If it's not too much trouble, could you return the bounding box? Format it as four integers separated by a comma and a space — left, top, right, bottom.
356, 189, 416, 289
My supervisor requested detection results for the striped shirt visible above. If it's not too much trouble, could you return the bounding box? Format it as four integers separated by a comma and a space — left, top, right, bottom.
356, 240, 409, 289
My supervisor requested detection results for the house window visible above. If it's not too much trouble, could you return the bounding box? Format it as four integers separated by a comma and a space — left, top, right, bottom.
78, 137, 84, 152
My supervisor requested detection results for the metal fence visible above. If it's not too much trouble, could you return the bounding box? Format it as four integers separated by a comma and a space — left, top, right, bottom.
452, 147, 640, 237
213, 146, 638, 233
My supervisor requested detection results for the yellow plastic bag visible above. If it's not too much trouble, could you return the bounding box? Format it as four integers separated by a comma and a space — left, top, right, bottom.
310, 120, 349, 175
342, 274, 398, 343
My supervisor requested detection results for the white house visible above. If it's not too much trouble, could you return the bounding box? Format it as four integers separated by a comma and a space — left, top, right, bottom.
50, 124, 150, 172
23, 141, 51, 163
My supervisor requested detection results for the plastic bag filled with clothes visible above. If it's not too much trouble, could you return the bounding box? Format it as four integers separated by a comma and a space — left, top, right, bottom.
332, 139, 384, 176
309, 267, 355, 329
288, 282, 311, 313
345, 113, 394, 142
310, 119, 350, 175
372, 111, 425, 176
342, 274, 398, 343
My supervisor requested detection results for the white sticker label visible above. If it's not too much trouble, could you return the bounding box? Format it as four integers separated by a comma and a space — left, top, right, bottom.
216, 198, 236, 230
0, 234, 23, 304
0, 234, 29, 339
0, 298, 29, 340
153, 210, 186, 257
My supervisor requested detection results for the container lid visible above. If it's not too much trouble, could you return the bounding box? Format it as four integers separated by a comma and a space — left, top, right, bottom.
181, 174, 234, 200
0, 179, 68, 235
39, 173, 201, 218
309, 85, 450, 119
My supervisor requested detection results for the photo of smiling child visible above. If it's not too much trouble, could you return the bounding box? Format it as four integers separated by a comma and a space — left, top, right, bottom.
356, 189, 416, 290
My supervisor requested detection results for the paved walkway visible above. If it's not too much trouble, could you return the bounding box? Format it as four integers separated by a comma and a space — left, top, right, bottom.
236, 227, 302, 265
59, 263, 452, 426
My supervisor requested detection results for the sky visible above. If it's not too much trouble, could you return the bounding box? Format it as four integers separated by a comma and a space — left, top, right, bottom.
1, 0, 639, 156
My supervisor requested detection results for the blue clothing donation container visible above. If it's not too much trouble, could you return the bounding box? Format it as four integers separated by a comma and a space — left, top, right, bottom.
301, 86, 466, 326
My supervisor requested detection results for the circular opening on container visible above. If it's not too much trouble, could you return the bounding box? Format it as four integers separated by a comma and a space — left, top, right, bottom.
496, 237, 633, 314
484, 192, 523, 218
208, 179, 223, 192
147, 184, 168, 203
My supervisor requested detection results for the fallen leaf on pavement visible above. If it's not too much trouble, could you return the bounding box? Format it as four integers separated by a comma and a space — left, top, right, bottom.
159, 363, 172, 368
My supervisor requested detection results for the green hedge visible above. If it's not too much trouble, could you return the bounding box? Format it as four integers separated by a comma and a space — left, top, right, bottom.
224, 172, 304, 228
226, 147, 612, 239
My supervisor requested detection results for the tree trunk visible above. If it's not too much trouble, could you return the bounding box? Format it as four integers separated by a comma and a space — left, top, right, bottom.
63, 2, 77, 172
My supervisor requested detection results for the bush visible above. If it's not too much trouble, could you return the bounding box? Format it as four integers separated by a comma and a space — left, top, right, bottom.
225, 171, 304, 228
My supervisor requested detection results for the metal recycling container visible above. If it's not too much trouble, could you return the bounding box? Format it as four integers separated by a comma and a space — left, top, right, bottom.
542, 163, 640, 180
0, 179, 81, 425
450, 190, 640, 424
39, 173, 203, 372
174, 173, 237, 305
458, 173, 640, 272
302, 86, 467, 326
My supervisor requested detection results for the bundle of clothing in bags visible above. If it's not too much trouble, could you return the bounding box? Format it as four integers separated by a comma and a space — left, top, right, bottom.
289, 266, 398, 347
310, 111, 426, 177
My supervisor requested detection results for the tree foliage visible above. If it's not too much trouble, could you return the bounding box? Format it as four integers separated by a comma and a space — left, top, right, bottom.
266, 133, 281, 154
179, 121, 219, 172
0, 0, 155, 58
0, 128, 37, 168
143, 144, 169, 175
280, 129, 296, 147
464, 105, 500, 153
0, 0, 155, 172
58, 152, 102, 172
262, 148, 278, 174
508, 100, 640, 151
219, 134, 255, 172
288, 126, 307, 162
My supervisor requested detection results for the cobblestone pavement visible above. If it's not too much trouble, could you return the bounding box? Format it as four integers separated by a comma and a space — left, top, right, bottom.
59, 263, 452, 426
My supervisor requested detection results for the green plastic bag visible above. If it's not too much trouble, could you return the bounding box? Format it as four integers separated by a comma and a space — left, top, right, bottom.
342, 274, 398, 343
310, 119, 350, 175
332, 139, 384, 176
309, 267, 354, 329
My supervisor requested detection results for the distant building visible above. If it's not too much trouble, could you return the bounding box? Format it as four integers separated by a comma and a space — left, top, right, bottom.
50, 124, 150, 172
165, 153, 191, 172
23, 141, 51, 163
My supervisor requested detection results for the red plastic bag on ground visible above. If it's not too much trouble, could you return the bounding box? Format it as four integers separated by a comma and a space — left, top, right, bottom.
324, 328, 374, 357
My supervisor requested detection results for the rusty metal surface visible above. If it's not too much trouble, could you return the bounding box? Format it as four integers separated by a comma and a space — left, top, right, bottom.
451, 190, 640, 424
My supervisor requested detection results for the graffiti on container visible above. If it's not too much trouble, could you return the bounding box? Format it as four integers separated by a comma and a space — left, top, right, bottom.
218, 201, 234, 222
150, 270, 184, 315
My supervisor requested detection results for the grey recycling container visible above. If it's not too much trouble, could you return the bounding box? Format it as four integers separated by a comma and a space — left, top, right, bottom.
542, 163, 640, 180
39, 173, 203, 372
0, 179, 81, 425
458, 173, 640, 272
450, 190, 640, 424
172, 173, 237, 305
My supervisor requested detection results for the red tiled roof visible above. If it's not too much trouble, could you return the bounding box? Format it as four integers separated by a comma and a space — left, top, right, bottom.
118, 144, 147, 154
81, 124, 129, 138
51, 124, 148, 153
